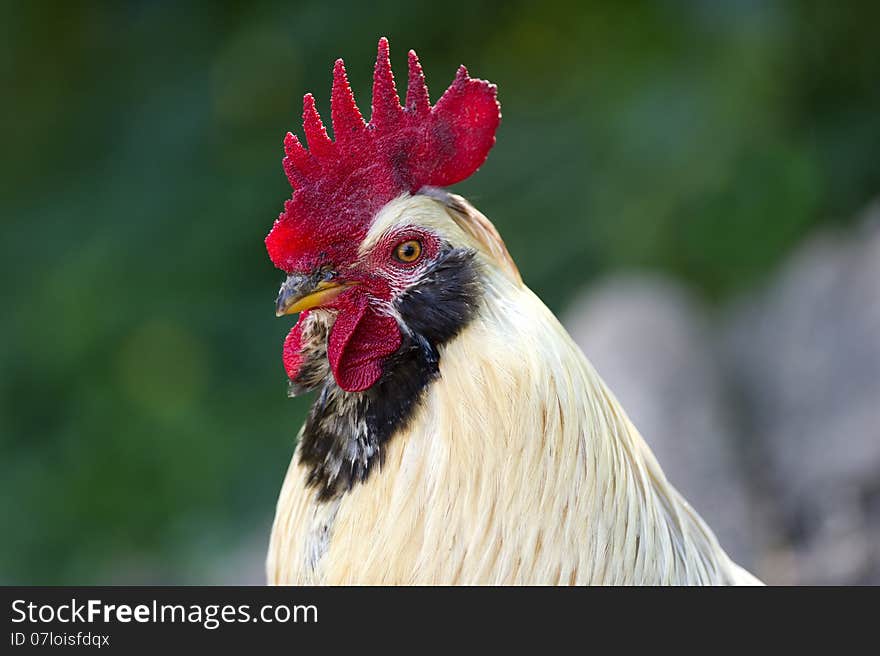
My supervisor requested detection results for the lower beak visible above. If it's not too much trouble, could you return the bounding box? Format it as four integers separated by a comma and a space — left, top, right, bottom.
275, 276, 353, 317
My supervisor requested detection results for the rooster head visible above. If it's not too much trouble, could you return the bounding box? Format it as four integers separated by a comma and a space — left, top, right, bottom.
266, 38, 502, 393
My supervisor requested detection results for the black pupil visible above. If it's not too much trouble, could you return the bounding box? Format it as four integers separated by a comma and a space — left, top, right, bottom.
401, 243, 416, 259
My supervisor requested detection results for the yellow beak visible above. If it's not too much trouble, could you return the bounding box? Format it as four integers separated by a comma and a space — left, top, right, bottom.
275, 279, 353, 317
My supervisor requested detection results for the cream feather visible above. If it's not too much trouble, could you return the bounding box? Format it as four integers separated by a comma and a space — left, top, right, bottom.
267, 194, 762, 585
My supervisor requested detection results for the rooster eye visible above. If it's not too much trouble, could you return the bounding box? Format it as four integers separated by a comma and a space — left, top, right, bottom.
393, 240, 422, 264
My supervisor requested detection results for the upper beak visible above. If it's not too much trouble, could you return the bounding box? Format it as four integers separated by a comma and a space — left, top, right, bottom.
275, 274, 352, 317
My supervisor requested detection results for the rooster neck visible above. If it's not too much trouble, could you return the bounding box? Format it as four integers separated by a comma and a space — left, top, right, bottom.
296, 247, 482, 501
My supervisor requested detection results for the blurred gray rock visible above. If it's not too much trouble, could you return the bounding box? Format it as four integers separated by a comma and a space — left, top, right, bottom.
723, 202, 880, 584
563, 275, 757, 567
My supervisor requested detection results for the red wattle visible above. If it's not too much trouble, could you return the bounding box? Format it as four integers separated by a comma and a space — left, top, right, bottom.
327, 292, 401, 392
282, 310, 310, 381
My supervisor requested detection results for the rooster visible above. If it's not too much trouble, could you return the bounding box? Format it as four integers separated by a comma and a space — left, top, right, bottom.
264, 38, 762, 585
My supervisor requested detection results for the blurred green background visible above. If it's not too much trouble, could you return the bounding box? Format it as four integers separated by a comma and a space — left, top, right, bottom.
2, 1, 879, 584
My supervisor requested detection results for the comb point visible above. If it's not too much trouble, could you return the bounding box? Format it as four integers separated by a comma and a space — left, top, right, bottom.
302, 93, 334, 159
282, 132, 315, 188
371, 36, 402, 128
406, 49, 430, 115
331, 58, 365, 142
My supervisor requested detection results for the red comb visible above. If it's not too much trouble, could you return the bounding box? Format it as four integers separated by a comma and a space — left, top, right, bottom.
265, 37, 501, 272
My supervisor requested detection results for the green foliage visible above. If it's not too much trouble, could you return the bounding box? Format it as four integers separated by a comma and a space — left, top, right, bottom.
1, 0, 878, 582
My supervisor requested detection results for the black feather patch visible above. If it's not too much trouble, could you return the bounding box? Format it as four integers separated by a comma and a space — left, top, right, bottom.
296, 247, 482, 500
